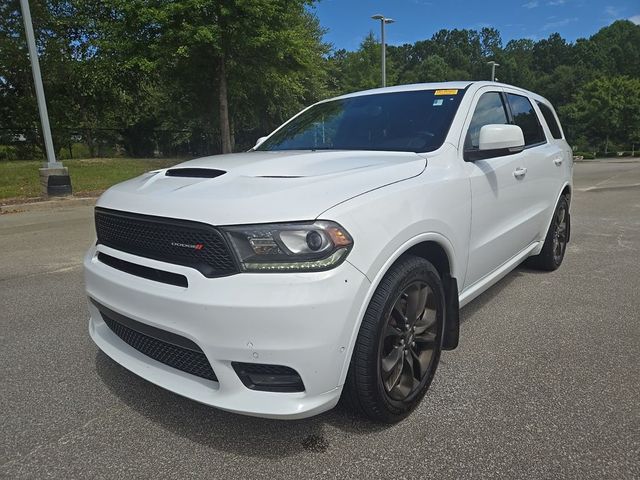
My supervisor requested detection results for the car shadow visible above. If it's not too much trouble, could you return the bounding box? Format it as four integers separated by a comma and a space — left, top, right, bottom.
95, 351, 388, 459
94, 264, 545, 455
458, 264, 548, 324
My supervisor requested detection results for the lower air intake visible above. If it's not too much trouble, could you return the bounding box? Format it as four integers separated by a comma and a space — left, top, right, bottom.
93, 300, 217, 382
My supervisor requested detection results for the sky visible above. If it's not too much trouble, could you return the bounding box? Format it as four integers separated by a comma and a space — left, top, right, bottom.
312, 0, 640, 51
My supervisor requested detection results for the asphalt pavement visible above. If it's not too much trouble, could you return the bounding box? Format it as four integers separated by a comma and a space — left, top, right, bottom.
1, 159, 639, 479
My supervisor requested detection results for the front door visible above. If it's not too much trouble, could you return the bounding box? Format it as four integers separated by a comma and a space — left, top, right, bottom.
462, 89, 532, 288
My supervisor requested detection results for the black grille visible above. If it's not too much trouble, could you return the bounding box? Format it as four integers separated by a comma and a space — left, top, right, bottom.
93, 300, 217, 382
95, 207, 238, 277
235, 364, 298, 376
98, 252, 188, 287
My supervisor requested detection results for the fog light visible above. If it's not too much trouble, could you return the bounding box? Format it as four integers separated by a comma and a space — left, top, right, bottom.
232, 362, 305, 392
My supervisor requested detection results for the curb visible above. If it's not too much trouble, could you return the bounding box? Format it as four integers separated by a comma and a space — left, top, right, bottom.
573, 158, 640, 163
0, 196, 97, 214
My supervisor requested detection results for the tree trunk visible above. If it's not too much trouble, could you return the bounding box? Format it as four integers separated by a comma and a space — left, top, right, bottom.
84, 128, 96, 158
218, 56, 232, 154
230, 117, 236, 151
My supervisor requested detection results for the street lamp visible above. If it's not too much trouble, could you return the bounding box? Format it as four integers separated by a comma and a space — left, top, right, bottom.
487, 61, 500, 82
20, 0, 58, 168
20, 0, 72, 196
371, 14, 395, 87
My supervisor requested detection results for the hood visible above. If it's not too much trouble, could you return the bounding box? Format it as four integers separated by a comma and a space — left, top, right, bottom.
97, 150, 426, 225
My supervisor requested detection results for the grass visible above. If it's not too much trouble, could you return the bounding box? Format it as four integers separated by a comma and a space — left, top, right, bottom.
0, 158, 183, 201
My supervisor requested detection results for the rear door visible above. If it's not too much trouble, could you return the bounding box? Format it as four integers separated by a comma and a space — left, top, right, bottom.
533, 98, 572, 228
504, 90, 564, 242
462, 88, 533, 288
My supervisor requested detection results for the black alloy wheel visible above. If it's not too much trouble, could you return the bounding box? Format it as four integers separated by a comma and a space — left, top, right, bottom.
552, 202, 568, 265
343, 255, 444, 423
526, 195, 570, 271
380, 281, 438, 401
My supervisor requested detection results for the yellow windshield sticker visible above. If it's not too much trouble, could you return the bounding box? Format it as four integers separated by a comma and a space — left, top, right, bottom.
434, 89, 458, 95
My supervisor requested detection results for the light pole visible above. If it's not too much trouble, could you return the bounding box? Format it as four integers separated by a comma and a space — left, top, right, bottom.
20, 0, 58, 168
487, 61, 500, 82
371, 14, 395, 87
20, 0, 71, 196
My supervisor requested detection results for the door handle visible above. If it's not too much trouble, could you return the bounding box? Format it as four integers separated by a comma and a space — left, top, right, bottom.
513, 167, 527, 179
553, 157, 563, 166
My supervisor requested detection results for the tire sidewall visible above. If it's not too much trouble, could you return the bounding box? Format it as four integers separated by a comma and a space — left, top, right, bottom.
371, 258, 445, 418
550, 195, 569, 268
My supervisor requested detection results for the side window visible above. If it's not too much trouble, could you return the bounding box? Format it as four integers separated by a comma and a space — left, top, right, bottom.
464, 92, 509, 151
506, 93, 546, 146
536, 101, 563, 139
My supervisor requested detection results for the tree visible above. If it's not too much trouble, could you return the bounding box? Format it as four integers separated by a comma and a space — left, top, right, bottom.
328, 33, 388, 93
117, 0, 329, 153
3, 6, 640, 159
562, 76, 640, 152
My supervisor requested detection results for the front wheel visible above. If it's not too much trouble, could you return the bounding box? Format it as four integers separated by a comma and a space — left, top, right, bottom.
343, 255, 444, 423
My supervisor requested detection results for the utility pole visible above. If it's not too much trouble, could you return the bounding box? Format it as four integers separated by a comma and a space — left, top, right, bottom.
371, 14, 395, 87
20, 0, 72, 196
487, 61, 500, 82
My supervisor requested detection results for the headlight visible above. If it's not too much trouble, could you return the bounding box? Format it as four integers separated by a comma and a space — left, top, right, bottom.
222, 221, 353, 272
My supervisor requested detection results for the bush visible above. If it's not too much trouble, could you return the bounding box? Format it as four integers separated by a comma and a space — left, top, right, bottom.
0, 145, 19, 161
58, 143, 91, 159
573, 151, 596, 159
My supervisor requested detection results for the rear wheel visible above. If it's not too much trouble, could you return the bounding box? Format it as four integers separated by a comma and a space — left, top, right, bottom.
343, 255, 444, 423
526, 195, 570, 271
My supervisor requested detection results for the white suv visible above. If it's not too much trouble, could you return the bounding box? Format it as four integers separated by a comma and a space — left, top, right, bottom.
84, 81, 572, 423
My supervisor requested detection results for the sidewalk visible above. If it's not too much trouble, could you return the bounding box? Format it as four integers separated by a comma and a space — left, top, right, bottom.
0, 195, 97, 214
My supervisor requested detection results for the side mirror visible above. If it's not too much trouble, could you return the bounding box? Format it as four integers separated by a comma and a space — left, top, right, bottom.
479, 124, 524, 151
253, 136, 268, 149
465, 124, 525, 161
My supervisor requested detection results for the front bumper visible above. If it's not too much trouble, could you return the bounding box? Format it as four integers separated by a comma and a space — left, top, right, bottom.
84, 244, 370, 419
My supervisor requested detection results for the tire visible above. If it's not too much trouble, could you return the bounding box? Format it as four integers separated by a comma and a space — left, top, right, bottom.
526, 195, 570, 271
343, 255, 444, 423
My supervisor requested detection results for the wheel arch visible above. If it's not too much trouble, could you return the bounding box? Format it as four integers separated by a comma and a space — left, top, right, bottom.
552, 182, 572, 240
404, 241, 460, 351
532, 181, 572, 258
560, 184, 572, 242
404, 241, 451, 279
339, 233, 461, 386
561, 183, 572, 205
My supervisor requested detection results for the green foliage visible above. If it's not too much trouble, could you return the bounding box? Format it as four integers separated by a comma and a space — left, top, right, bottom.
331, 20, 640, 150
1, 1, 639, 159
58, 142, 91, 160
0, 146, 19, 161
1, 0, 328, 156
573, 151, 596, 160
0, 158, 180, 199
560, 76, 640, 152
84, 0, 330, 152
328, 33, 386, 94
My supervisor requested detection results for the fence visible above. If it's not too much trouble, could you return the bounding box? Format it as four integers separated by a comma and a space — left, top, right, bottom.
0, 126, 261, 161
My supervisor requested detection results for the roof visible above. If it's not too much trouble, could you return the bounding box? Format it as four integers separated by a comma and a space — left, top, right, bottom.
333, 81, 475, 101
315, 80, 554, 110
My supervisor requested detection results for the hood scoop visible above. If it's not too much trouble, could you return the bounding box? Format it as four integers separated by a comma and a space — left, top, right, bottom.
255, 175, 304, 179
165, 168, 226, 178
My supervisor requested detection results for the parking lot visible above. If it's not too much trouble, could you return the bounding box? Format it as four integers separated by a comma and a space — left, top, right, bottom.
1, 160, 639, 479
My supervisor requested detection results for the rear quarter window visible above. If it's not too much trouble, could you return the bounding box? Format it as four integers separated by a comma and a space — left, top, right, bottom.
536, 101, 563, 139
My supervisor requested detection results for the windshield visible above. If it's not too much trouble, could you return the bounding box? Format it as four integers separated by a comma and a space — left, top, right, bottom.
257, 89, 466, 153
